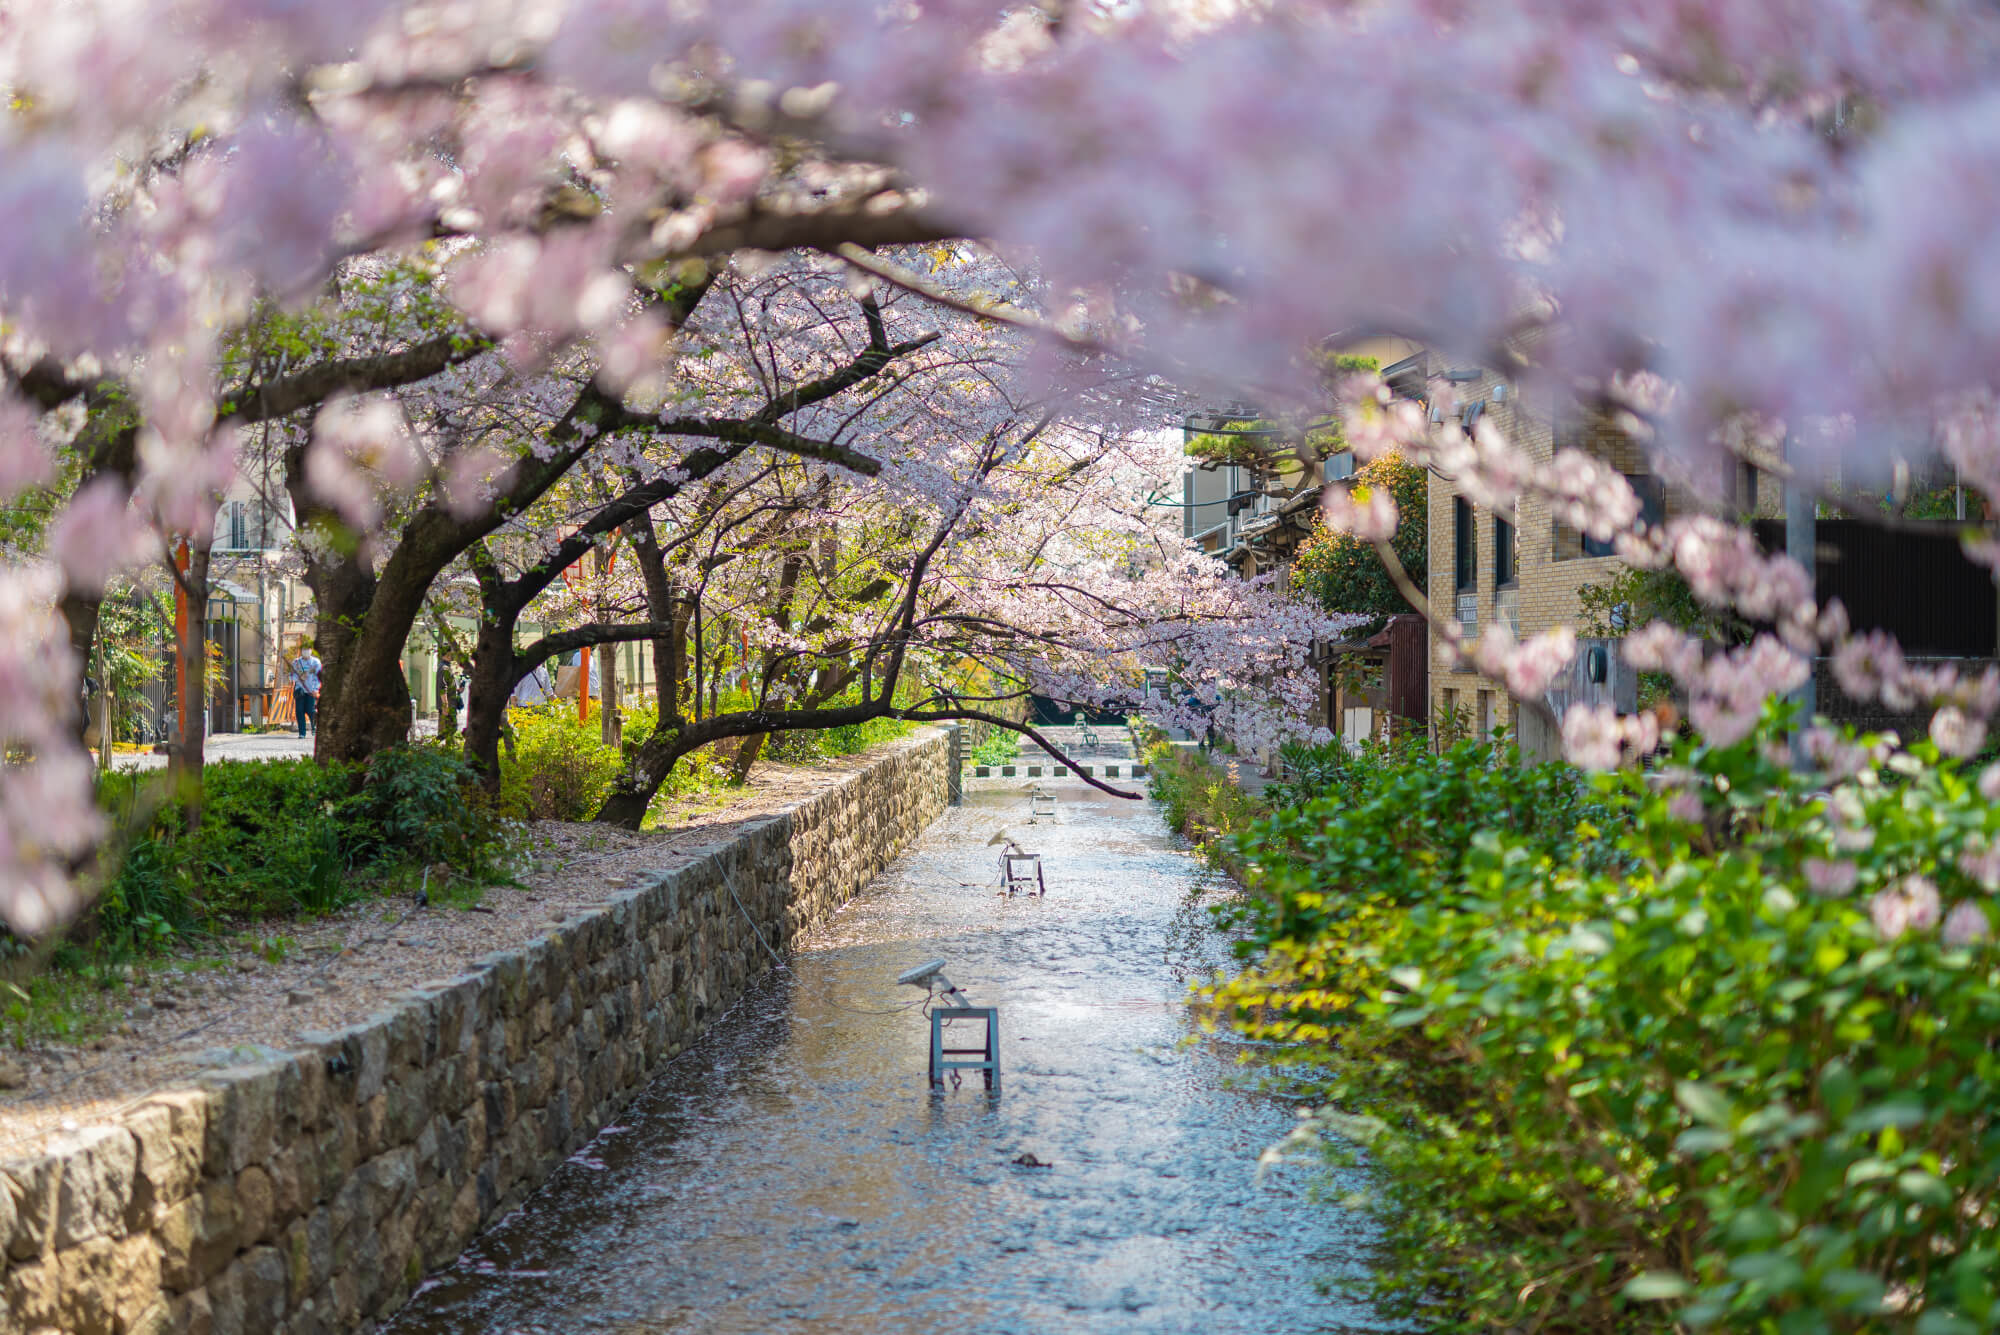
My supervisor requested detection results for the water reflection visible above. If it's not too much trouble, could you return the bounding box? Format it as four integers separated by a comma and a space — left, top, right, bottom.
387, 784, 1393, 1335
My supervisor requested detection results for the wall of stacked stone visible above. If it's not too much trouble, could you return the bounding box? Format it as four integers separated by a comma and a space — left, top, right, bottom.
0, 728, 949, 1335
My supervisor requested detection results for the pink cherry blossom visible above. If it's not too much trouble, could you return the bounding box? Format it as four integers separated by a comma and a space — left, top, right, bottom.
1931, 706, 1988, 759
1804, 858, 1858, 898
1943, 900, 1992, 947
1319, 481, 1399, 544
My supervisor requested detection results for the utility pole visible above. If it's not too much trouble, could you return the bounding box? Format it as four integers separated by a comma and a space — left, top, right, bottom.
174, 538, 189, 747
1784, 437, 1816, 732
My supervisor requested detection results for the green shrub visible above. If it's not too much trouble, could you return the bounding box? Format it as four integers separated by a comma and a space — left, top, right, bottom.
966, 728, 1021, 767
497, 705, 625, 820
88, 748, 503, 956
350, 743, 499, 873
1217, 733, 1615, 954
1145, 740, 1266, 877
496, 703, 736, 820
1211, 705, 2000, 1333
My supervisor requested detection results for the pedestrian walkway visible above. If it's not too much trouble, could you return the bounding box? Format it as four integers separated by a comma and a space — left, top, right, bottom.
106, 731, 316, 771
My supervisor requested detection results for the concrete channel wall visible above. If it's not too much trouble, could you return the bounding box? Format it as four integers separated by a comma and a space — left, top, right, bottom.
2, 729, 951, 1335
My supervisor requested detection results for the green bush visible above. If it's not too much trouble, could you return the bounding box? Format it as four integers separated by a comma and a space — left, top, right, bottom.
498, 705, 625, 821
1216, 733, 1616, 953
1212, 706, 2000, 1332
496, 703, 733, 820
1144, 739, 1266, 877
765, 713, 914, 763
89, 748, 501, 955
351, 743, 503, 874
966, 728, 1021, 767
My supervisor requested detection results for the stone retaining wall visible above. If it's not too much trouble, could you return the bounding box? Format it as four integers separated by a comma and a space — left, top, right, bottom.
1, 729, 949, 1335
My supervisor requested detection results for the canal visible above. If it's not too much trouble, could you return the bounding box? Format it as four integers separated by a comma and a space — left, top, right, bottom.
386, 776, 1390, 1334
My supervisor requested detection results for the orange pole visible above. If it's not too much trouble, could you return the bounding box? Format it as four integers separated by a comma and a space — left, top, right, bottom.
173, 539, 189, 744
576, 546, 618, 722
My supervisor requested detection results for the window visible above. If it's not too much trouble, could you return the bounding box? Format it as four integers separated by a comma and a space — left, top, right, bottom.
1736, 460, 1760, 515
1584, 474, 1665, 556
1494, 515, 1517, 587
1454, 496, 1476, 592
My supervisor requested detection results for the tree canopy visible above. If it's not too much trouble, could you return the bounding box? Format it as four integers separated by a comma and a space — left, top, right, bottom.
4, 1, 2000, 927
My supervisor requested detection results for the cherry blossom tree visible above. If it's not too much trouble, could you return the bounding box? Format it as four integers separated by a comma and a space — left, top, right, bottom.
7, 0, 2000, 927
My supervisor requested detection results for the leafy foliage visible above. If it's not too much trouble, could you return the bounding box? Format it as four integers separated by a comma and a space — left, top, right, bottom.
1144, 738, 1267, 880
966, 728, 1022, 767
1290, 453, 1428, 628
764, 714, 913, 762
89, 748, 505, 955
496, 703, 728, 821
1206, 708, 2000, 1332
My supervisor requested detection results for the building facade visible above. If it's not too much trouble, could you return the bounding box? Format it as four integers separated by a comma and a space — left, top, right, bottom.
1416, 355, 1685, 758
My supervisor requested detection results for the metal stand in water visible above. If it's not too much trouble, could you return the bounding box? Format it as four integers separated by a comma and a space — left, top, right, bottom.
997, 840, 1047, 896
1029, 784, 1056, 818
897, 959, 1000, 1092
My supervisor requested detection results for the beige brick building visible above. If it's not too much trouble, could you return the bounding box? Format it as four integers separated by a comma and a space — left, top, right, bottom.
1411, 354, 1747, 758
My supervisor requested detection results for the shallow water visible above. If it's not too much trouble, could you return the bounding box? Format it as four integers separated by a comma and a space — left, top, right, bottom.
386, 782, 1391, 1335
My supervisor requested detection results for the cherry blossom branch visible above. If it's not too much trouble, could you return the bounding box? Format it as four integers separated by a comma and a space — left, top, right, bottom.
834, 244, 1100, 351
514, 621, 678, 681
224, 333, 489, 425
897, 705, 1142, 800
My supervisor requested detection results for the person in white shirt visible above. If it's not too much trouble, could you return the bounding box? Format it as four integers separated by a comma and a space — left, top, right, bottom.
512, 661, 555, 706
289, 641, 323, 738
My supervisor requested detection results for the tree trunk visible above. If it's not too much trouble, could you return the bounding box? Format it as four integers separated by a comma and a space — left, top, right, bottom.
727, 731, 767, 784
462, 611, 517, 792
436, 662, 459, 741
60, 594, 105, 747
170, 541, 213, 827
600, 640, 621, 747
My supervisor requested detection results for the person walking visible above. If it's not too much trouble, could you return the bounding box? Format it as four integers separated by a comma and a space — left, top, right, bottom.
289, 640, 322, 738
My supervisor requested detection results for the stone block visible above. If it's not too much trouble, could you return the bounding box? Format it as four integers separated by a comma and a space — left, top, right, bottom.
199, 1066, 282, 1176
5, 1258, 57, 1330
154, 1194, 203, 1292
237, 1247, 287, 1334
168, 1286, 212, 1335
359, 1148, 417, 1223
0, 1154, 15, 1266
202, 1257, 242, 1335
55, 1234, 118, 1335
110, 1231, 164, 1334
279, 1208, 330, 1307
233, 1166, 273, 1248
172, 1176, 244, 1282
280, 1054, 324, 1140
304, 1118, 355, 1209
44, 1126, 139, 1249
125, 1297, 174, 1335
350, 1026, 390, 1105
124, 1099, 204, 1230
354, 1095, 389, 1161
